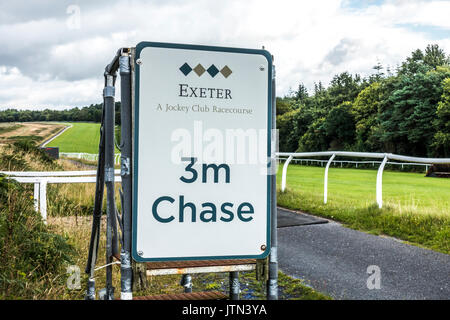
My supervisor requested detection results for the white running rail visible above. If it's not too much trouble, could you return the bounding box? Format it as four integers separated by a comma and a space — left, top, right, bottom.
277, 151, 450, 208
60, 152, 121, 165
40, 124, 73, 147
2, 170, 121, 224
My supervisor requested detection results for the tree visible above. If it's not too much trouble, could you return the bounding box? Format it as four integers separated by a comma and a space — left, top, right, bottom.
327, 72, 362, 108
297, 117, 328, 152
432, 77, 450, 157
379, 66, 450, 156
294, 83, 308, 102
398, 48, 428, 76
324, 101, 356, 150
370, 61, 385, 82
424, 44, 450, 70
276, 97, 294, 116
351, 82, 383, 151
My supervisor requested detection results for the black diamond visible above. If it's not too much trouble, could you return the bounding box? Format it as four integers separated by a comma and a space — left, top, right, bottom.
179, 63, 192, 76
207, 64, 219, 77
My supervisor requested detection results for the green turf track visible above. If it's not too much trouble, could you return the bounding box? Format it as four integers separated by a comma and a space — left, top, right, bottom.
47, 122, 101, 154
277, 164, 450, 216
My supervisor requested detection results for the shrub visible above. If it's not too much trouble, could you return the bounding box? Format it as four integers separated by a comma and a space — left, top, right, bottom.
0, 178, 75, 299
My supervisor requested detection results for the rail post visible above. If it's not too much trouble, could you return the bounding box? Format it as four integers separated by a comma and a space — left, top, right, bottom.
376, 155, 388, 208
33, 182, 40, 212
281, 155, 293, 192
39, 180, 47, 224
324, 153, 336, 204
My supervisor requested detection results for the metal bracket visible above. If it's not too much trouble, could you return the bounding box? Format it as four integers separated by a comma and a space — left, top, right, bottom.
119, 56, 131, 74
105, 167, 115, 182
121, 156, 130, 176
103, 86, 115, 98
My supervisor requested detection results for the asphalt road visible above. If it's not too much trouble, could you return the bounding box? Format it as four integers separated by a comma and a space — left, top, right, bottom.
277, 208, 450, 300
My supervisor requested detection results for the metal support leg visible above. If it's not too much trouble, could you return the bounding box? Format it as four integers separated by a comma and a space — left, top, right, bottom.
229, 272, 240, 300
267, 63, 278, 300
119, 53, 133, 300
104, 73, 118, 300
86, 278, 96, 300
181, 274, 192, 293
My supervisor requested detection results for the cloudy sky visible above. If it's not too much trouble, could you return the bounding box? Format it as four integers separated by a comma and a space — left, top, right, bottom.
0, 0, 449, 110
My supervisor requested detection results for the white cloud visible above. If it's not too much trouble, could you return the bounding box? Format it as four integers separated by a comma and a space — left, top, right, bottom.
0, 0, 449, 109
0, 66, 103, 109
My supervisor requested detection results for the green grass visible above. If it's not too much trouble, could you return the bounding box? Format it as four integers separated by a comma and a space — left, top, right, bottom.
277, 164, 450, 254
47, 123, 100, 153
47, 122, 120, 154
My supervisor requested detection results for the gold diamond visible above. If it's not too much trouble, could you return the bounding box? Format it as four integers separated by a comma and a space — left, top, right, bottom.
193, 64, 206, 76
220, 65, 232, 78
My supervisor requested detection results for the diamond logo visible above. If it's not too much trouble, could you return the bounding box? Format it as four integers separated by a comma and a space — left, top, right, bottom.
179, 63, 192, 76
193, 64, 206, 76
207, 64, 219, 77
220, 65, 232, 78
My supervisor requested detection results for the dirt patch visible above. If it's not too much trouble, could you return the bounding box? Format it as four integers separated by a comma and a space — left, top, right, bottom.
0, 122, 67, 145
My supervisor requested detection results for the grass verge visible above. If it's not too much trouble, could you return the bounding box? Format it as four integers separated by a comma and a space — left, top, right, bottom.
48, 215, 330, 300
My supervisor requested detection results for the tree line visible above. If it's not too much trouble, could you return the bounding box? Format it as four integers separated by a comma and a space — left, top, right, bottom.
277, 44, 450, 158
0, 102, 121, 125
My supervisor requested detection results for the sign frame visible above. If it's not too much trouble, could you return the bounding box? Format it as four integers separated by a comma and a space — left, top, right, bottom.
132, 41, 273, 262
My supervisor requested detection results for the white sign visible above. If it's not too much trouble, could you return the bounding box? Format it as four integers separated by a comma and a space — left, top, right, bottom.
132, 42, 272, 261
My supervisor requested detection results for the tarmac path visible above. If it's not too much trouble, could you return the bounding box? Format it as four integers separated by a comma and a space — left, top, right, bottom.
277, 207, 450, 300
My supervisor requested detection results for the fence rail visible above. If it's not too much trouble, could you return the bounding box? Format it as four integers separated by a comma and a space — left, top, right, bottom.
3, 151, 449, 222
276, 151, 450, 208
60, 152, 121, 165
2, 170, 121, 223
277, 157, 432, 170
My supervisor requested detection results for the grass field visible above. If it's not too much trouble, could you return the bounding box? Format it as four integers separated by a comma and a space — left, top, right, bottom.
46, 122, 101, 153
277, 164, 450, 254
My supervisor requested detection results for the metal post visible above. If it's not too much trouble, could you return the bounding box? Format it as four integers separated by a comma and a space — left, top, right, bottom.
86, 278, 96, 300
180, 274, 193, 293
324, 153, 336, 204
39, 180, 47, 224
104, 72, 119, 300
376, 155, 388, 209
267, 63, 278, 300
229, 271, 240, 300
119, 53, 133, 300
85, 96, 107, 300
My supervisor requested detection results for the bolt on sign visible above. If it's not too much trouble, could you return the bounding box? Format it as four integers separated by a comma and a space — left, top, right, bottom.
133, 42, 273, 261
